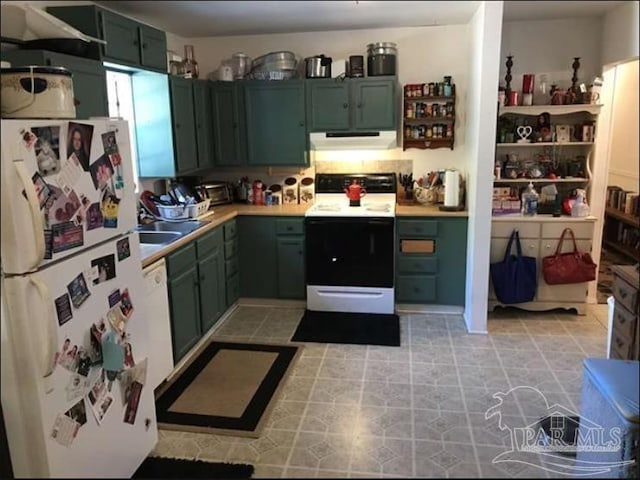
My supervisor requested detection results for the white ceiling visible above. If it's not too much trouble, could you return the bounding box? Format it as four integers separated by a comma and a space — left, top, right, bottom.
96, 1, 626, 38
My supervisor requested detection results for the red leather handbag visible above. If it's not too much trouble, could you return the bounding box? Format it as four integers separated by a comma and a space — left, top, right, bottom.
542, 228, 597, 285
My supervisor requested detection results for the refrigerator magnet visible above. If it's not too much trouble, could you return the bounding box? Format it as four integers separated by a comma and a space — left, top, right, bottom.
89, 154, 115, 191
67, 122, 93, 172
65, 373, 88, 402
31, 126, 61, 177
52, 222, 83, 253
65, 398, 88, 427
50, 413, 80, 447
90, 254, 116, 285
19, 128, 37, 150
106, 305, 127, 335
101, 131, 118, 156
101, 331, 125, 374
43, 229, 53, 259
119, 288, 133, 319
123, 381, 142, 425
116, 237, 130, 261
123, 342, 135, 368
100, 189, 120, 229
86, 203, 103, 231
107, 289, 121, 308
57, 156, 84, 196
87, 371, 114, 425
25, 172, 53, 209
59, 344, 79, 372
75, 348, 91, 377
67, 272, 91, 309
54, 293, 73, 326
89, 320, 107, 365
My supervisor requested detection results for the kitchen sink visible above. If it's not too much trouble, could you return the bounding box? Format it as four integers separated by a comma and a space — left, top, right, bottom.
138, 231, 182, 245
137, 220, 208, 235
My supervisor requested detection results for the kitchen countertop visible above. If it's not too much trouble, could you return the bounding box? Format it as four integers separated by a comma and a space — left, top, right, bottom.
140, 203, 470, 267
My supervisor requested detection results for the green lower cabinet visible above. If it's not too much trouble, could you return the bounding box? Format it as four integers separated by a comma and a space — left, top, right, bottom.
168, 266, 202, 362
276, 237, 305, 299
396, 218, 467, 306
198, 249, 225, 332
226, 272, 240, 306
238, 216, 305, 299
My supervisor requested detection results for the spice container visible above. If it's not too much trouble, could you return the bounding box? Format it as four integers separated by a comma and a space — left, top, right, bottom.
443, 76, 453, 96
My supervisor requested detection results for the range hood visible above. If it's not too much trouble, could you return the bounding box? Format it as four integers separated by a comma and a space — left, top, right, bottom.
309, 131, 397, 150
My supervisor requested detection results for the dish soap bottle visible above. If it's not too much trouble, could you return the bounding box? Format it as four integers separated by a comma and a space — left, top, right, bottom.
521, 182, 538, 216
571, 190, 590, 217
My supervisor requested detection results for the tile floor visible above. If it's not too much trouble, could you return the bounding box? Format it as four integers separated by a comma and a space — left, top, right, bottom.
152, 304, 610, 478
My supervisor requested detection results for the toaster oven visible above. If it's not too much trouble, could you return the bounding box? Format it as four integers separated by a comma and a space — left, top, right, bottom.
198, 182, 233, 206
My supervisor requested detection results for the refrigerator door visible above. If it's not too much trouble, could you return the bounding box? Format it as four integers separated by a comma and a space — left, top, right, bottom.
1, 233, 157, 478
1, 119, 137, 275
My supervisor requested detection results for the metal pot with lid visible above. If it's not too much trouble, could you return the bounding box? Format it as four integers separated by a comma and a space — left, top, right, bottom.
366, 42, 397, 76
305, 54, 332, 78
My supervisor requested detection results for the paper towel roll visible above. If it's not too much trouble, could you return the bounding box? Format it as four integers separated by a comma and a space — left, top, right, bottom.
444, 170, 460, 207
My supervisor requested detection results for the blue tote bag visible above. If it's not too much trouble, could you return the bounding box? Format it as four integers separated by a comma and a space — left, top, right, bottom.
490, 229, 537, 304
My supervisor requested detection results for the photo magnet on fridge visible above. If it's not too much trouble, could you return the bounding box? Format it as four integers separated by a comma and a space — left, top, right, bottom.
89, 319, 107, 365
19, 128, 37, 149
116, 237, 130, 261
52, 221, 83, 253
89, 154, 115, 191
43, 229, 53, 259
58, 156, 84, 196
67, 122, 94, 171
51, 413, 79, 447
65, 397, 88, 427
86, 202, 103, 231
101, 131, 119, 156
76, 347, 92, 377
123, 381, 142, 425
59, 344, 79, 372
31, 126, 61, 177
65, 373, 88, 402
54, 293, 73, 326
90, 253, 116, 285
119, 288, 133, 319
67, 272, 91, 308
26, 172, 53, 209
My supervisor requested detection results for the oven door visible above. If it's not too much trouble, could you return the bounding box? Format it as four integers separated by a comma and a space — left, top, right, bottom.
305, 217, 394, 288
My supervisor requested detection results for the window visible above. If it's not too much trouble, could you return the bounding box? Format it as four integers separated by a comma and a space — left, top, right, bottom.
105, 70, 140, 192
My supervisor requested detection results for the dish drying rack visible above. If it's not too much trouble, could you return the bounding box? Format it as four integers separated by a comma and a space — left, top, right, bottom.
156, 199, 211, 220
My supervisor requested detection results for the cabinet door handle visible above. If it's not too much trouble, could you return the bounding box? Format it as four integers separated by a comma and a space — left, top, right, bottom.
233, 122, 238, 128
545, 244, 552, 249
200, 274, 206, 282
413, 286, 420, 293
343, 103, 348, 109
175, 123, 180, 129
298, 251, 303, 255
142, 42, 147, 49
133, 39, 139, 46
299, 121, 304, 127
287, 226, 293, 231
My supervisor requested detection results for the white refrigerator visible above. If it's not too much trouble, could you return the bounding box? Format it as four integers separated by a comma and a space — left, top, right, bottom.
1, 119, 157, 478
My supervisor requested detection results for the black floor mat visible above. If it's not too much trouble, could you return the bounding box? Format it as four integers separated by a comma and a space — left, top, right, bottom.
291, 309, 400, 346
133, 457, 254, 478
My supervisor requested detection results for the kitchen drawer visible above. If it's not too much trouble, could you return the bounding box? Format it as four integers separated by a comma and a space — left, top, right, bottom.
539, 238, 591, 257
613, 276, 638, 313
225, 238, 239, 259
397, 256, 438, 274
276, 218, 304, 235
196, 227, 223, 258
224, 219, 237, 241
396, 275, 437, 303
166, 242, 197, 277
400, 239, 435, 254
226, 271, 240, 305
610, 328, 632, 359
492, 222, 540, 238
541, 222, 593, 239
613, 303, 637, 339
397, 219, 438, 238
225, 255, 239, 278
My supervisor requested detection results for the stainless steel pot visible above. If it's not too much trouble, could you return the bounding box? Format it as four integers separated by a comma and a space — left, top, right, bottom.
305, 55, 332, 78
251, 51, 297, 72
231, 52, 252, 79
366, 42, 397, 56
366, 42, 397, 76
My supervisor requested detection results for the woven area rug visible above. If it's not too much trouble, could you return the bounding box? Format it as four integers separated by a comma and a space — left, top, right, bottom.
155, 341, 301, 438
133, 457, 254, 478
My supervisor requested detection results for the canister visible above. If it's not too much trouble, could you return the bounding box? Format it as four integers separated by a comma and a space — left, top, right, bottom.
299, 177, 315, 204
283, 177, 298, 204
270, 184, 282, 205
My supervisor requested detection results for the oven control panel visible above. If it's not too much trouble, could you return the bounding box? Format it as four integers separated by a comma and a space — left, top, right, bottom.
315, 173, 397, 194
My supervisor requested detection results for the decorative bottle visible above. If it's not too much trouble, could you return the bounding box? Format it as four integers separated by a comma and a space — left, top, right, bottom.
521, 182, 538, 216
182, 45, 199, 79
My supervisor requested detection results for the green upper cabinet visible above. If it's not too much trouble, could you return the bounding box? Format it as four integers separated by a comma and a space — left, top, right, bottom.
193, 80, 215, 170
0, 50, 108, 119
353, 79, 397, 130
306, 77, 397, 132
211, 82, 246, 167
169, 76, 198, 175
138, 25, 168, 71
100, 10, 140, 65
47, 5, 167, 72
244, 80, 307, 166
306, 80, 350, 131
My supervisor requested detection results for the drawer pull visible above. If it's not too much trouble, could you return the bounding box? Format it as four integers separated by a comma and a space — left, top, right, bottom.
287, 226, 293, 231
620, 290, 628, 299
413, 287, 420, 293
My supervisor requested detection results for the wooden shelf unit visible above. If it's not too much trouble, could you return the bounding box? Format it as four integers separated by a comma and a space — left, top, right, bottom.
403, 83, 456, 150
603, 207, 640, 262
606, 206, 640, 228
496, 142, 594, 148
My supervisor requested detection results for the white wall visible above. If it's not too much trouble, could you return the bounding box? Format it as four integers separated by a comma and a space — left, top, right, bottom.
602, 1, 639, 66
500, 17, 603, 100
183, 25, 470, 178
463, 1, 503, 333
607, 60, 639, 191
